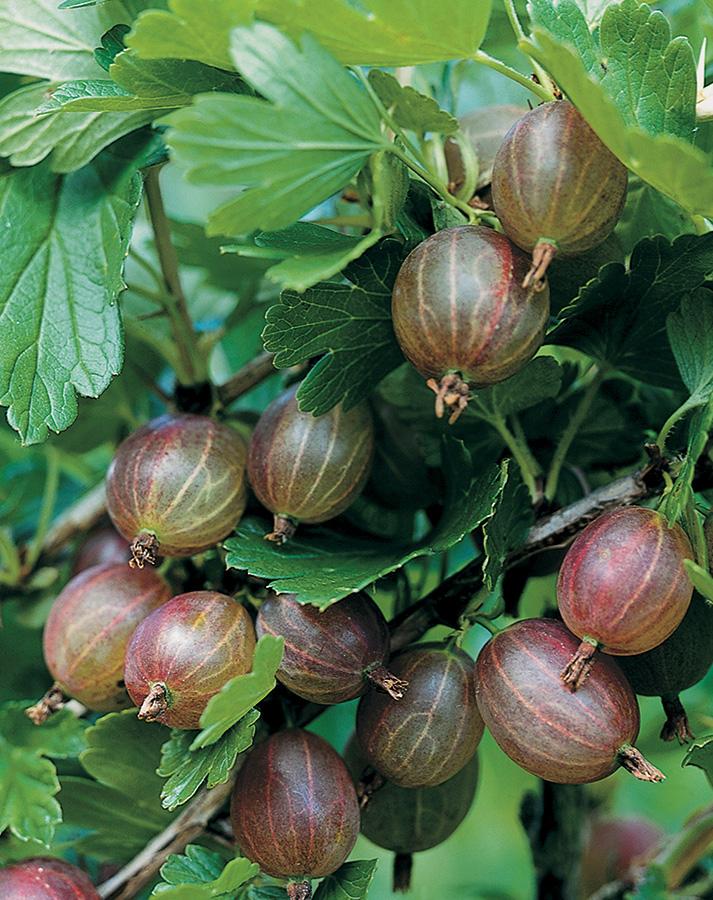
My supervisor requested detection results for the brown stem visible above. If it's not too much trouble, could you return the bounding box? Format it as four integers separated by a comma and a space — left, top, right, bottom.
560, 638, 599, 691
365, 665, 408, 699
129, 532, 160, 569
618, 745, 665, 782
265, 515, 297, 545
660, 696, 694, 744
393, 853, 413, 893
357, 767, 386, 809
287, 882, 312, 900
42, 482, 107, 556
217, 351, 276, 407
523, 240, 557, 290
137, 683, 169, 723
426, 373, 470, 424
26, 683, 66, 725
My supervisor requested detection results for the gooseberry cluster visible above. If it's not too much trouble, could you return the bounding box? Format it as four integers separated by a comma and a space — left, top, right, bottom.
21, 100, 707, 899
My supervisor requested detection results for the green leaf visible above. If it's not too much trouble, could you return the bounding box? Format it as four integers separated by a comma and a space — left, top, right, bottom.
683, 733, 713, 788
683, 560, 713, 604
128, 0, 256, 70
313, 859, 378, 900
599, 0, 696, 140
468, 357, 564, 423
158, 710, 259, 810
192, 636, 284, 749
522, 27, 713, 216
482, 462, 534, 590
224, 442, 507, 606
0, 82, 154, 173
0, 703, 87, 845
39, 54, 245, 113
0, 135, 145, 443
667, 292, 713, 415
616, 176, 696, 256
550, 233, 713, 388
94, 23, 131, 72
0, 0, 139, 80
659, 398, 713, 523
528, 0, 601, 77
262, 237, 406, 415
367, 70, 458, 133
153, 845, 259, 898
164, 23, 386, 236
259, 0, 492, 66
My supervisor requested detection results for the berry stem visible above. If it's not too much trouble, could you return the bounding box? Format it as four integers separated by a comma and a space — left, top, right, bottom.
471, 50, 554, 103
265, 515, 298, 545
501, 0, 558, 100
489, 415, 542, 503
138, 682, 169, 722
560, 638, 598, 691
660, 696, 694, 744
365, 665, 409, 699
26, 682, 66, 725
393, 853, 413, 893
24, 446, 60, 573
545, 367, 606, 502
522, 240, 557, 289
287, 881, 312, 900
618, 745, 665, 782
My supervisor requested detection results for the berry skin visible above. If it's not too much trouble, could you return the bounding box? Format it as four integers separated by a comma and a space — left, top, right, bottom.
391, 226, 550, 424
558, 506, 693, 690
256, 591, 406, 704
491, 100, 628, 287
71, 526, 128, 574
106, 413, 248, 567
231, 729, 360, 899
618, 592, 713, 743
247, 385, 374, 544
579, 817, 664, 899
0, 857, 99, 899
475, 618, 664, 784
356, 643, 483, 788
124, 591, 256, 729
444, 104, 526, 194
33, 563, 171, 718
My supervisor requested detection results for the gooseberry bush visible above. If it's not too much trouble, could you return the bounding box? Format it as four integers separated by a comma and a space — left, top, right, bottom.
3, 1, 713, 898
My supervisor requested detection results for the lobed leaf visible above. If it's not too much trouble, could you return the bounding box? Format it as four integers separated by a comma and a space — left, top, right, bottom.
682, 734, 713, 788
153, 846, 258, 897
367, 70, 458, 134
666, 291, 713, 415
482, 462, 534, 590
469, 357, 564, 423
313, 859, 378, 900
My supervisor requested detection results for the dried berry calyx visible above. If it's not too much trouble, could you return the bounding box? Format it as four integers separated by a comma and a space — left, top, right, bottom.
557, 506, 693, 691
391, 226, 550, 423
475, 618, 664, 784
357, 643, 483, 788
28, 563, 171, 723
124, 591, 256, 729
231, 729, 360, 892
618, 592, 713, 743
256, 591, 406, 704
106, 413, 248, 565
491, 100, 628, 288
247, 385, 374, 543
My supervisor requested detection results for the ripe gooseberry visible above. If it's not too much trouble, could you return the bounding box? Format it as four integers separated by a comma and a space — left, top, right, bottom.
71, 525, 128, 574
231, 729, 360, 900
491, 100, 628, 288
356, 643, 483, 788
475, 618, 664, 784
579, 817, 663, 899
256, 591, 407, 703
124, 591, 256, 729
391, 226, 550, 424
618, 592, 713, 743
345, 734, 479, 892
27, 563, 171, 724
0, 857, 99, 899
557, 506, 693, 690
106, 413, 248, 568
247, 385, 374, 544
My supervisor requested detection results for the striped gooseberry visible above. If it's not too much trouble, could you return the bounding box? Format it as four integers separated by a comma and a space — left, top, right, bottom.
0, 857, 99, 899
356, 643, 483, 788
618, 593, 713, 743
106, 413, 248, 568
475, 618, 664, 784
231, 729, 360, 900
558, 506, 693, 690
124, 591, 256, 729
391, 226, 550, 424
491, 100, 628, 287
345, 734, 479, 892
256, 591, 406, 704
247, 385, 374, 544
27, 563, 171, 723
71, 525, 128, 574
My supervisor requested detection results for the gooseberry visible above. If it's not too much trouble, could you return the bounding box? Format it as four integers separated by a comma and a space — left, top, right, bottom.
579, 816, 663, 899
71, 525, 128, 574
0, 857, 99, 899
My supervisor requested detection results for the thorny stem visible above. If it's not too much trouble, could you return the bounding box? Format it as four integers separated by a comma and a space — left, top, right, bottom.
143, 166, 205, 386
545, 367, 606, 502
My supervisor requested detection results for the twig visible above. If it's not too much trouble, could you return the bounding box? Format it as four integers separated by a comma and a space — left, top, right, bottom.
217, 351, 277, 407
41, 482, 107, 557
